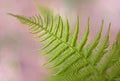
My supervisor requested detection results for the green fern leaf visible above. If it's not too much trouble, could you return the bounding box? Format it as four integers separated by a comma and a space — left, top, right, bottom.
69, 17, 79, 46
77, 17, 89, 52
9, 5, 120, 81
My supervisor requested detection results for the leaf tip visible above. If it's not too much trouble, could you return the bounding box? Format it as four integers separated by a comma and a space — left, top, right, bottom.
7, 13, 16, 17
108, 22, 111, 32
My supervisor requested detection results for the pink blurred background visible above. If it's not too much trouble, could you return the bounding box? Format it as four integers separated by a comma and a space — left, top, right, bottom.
0, 0, 120, 81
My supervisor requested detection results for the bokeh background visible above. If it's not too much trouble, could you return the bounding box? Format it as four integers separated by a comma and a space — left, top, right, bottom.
0, 0, 120, 81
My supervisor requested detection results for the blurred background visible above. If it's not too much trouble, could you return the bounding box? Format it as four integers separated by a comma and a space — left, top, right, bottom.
0, 0, 120, 81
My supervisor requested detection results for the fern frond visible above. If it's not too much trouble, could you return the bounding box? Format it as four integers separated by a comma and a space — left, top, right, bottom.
77, 17, 89, 51
9, 5, 120, 81
69, 17, 79, 46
